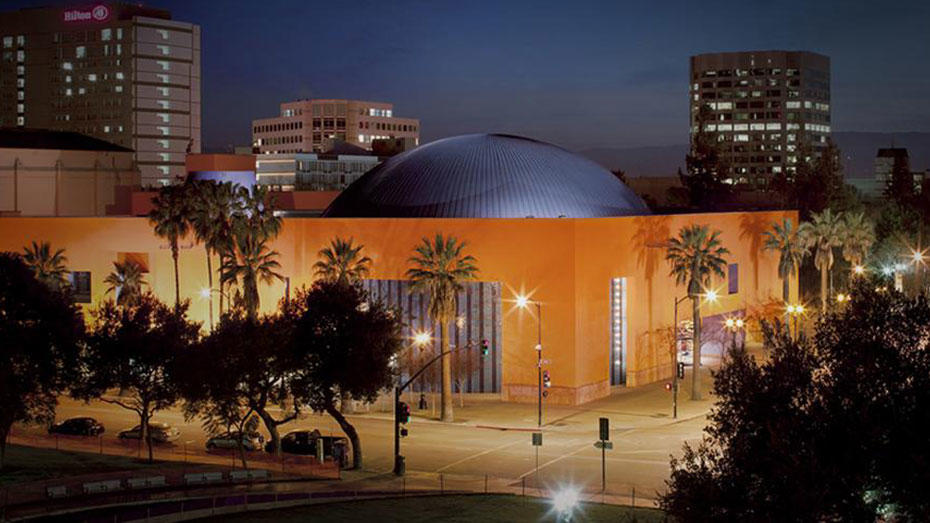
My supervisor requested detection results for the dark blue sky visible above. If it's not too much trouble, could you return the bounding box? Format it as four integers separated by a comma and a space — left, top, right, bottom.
9, 0, 930, 150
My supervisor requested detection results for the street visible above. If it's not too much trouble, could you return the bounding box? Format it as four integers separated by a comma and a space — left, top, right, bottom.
15, 372, 714, 500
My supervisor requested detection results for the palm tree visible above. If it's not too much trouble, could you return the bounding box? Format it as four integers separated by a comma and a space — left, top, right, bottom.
763, 218, 805, 305
221, 231, 284, 318
314, 237, 372, 284
666, 224, 729, 401
406, 234, 478, 422
799, 209, 844, 311
840, 211, 875, 270
189, 181, 237, 328
104, 260, 147, 306
22, 241, 69, 290
148, 184, 191, 307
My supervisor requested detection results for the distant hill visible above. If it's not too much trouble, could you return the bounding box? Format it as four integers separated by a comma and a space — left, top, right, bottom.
578, 131, 930, 179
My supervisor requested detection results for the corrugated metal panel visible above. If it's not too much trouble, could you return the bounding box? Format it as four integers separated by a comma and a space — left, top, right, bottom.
323, 134, 650, 218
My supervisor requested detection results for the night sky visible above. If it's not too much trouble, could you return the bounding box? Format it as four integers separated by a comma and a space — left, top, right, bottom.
7, 0, 930, 150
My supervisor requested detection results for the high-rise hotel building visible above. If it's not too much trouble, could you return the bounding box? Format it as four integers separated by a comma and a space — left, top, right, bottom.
252, 99, 419, 154
0, 3, 201, 186
689, 51, 831, 187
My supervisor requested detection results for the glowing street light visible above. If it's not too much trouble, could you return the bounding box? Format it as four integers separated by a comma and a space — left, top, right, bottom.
724, 317, 745, 348
853, 265, 865, 276
835, 293, 849, 304
703, 289, 718, 303
199, 287, 211, 299
551, 486, 580, 521
515, 293, 544, 428
786, 304, 805, 340
413, 330, 431, 347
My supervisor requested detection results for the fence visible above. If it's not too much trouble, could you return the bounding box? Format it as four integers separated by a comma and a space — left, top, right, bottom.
6, 470, 663, 522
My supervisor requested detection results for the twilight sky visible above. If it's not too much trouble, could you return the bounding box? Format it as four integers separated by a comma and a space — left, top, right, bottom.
9, 0, 930, 150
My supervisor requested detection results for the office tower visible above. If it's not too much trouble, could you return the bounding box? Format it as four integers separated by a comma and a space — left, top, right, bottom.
690, 51, 830, 187
0, 3, 201, 186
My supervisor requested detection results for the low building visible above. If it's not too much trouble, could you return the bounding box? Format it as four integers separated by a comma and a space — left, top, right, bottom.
0, 133, 795, 404
251, 98, 419, 154
0, 128, 138, 216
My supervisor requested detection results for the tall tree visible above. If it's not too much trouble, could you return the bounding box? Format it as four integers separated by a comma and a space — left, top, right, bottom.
0, 253, 84, 469
189, 181, 237, 329
148, 184, 191, 307
290, 280, 403, 469
179, 312, 300, 457
104, 260, 147, 307
313, 237, 372, 284
222, 232, 283, 318
799, 209, 844, 311
676, 104, 732, 210
22, 241, 70, 291
78, 294, 199, 462
840, 211, 875, 269
763, 218, 805, 304
666, 225, 729, 400
773, 138, 847, 220
406, 234, 479, 422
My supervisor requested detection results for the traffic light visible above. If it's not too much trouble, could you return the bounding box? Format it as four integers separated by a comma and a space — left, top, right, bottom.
677, 362, 685, 380
543, 370, 551, 388
396, 401, 410, 424
481, 339, 490, 357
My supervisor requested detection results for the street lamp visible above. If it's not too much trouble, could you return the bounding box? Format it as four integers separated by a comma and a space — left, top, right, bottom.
393, 331, 434, 475
515, 293, 543, 428
724, 317, 745, 349
786, 304, 805, 340
671, 295, 689, 419
852, 265, 865, 276
835, 293, 849, 304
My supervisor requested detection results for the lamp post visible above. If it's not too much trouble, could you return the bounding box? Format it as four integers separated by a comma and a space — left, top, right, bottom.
671, 295, 690, 419
724, 317, 744, 349
516, 295, 543, 428
200, 287, 232, 330
786, 304, 804, 340
393, 331, 432, 476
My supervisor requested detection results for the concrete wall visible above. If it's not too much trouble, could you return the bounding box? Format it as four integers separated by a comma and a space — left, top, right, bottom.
0, 148, 139, 216
0, 210, 796, 404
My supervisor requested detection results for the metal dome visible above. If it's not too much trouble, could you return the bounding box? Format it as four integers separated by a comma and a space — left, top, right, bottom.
321, 134, 650, 218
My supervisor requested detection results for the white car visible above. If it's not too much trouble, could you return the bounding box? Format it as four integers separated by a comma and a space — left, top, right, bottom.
206, 431, 264, 451
118, 422, 180, 443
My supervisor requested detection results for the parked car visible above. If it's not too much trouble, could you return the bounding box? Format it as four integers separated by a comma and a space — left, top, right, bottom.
49, 417, 105, 436
265, 429, 349, 468
117, 422, 180, 442
206, 431, 264, 451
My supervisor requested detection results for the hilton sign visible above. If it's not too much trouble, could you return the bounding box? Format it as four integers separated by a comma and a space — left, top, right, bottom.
63, 4, 110, 23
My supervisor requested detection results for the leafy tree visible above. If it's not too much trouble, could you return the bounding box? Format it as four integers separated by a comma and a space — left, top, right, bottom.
179, 312, 300, 458
104, 260, 147, 307
290, 280, 403, 469
799, 209, 844, 311
78, 294, 199, 462
840, 211, 875, 269
676, 104, 732, 210
661, 281, 930, 520
763, 218, 804, 305
666, 225, 729, 400
313, 237, 372, 284
406, 234, 479, 422
22, 241, 70, 291
222, 232, 283, 318
0, 253, 84, 469
148, 184, 191, 307
883, 153, 916, 208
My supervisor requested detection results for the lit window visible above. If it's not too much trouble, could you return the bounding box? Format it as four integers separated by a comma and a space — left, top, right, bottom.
76, 46, 86, 58
157, 45, 170, 55
157, 60, 170, 71
17, 91, 23, 100
158, 87, 169, 96
78, 87, 86, 94
103, 125, 110, 133
16, 50, 24, 62
157, 29, 169, 40
101, 28, 112, 41
765, 123, 781, 130
16, 116, 24, 126
116, 44, 121, 55
65, 88, 72, 96
734, 134, 749, 142
786, 101, 800, 109
88, 73, 97, 82
717, 124, 733, 131
2, 37, 11, 48
114, 85, 123, 93
16, 103, 24, 113
117, 28, 123, 40
158, 113, 170, 123
158, 139, 169, 148
62, 62, 73, 71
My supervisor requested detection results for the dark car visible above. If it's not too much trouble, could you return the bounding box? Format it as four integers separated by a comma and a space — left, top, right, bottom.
265, 429, 349, 468
49, 417, 105, 436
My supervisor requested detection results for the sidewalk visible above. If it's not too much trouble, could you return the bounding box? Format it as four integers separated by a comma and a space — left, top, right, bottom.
350, 364, 722, 434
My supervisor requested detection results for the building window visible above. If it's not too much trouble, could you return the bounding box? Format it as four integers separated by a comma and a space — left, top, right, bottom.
101, 28, 112, 41
70, 271, 92, 303
728, 264, 739, 294
2, 36, 11, 48
610, 277, 627, 386
76, 46, 86, 58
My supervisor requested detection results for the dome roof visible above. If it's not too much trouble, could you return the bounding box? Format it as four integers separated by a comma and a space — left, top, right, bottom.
322, 134, 650, 218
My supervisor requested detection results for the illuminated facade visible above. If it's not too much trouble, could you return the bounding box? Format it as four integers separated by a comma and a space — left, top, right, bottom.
252, 99, 419, 154
0, 134, 796, 404
0, 3, 202, 187
690, 50, 831, 187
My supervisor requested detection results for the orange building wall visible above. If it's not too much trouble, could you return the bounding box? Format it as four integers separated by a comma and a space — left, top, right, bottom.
0, 210, 796, 405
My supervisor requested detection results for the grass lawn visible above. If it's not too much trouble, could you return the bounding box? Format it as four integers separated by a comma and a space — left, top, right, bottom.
207, 494, 665, 522
0, 444, 188, 485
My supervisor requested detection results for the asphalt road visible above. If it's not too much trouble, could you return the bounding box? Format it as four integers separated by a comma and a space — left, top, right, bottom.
15, 378, 711, 500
